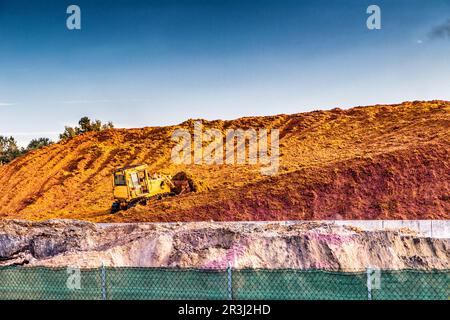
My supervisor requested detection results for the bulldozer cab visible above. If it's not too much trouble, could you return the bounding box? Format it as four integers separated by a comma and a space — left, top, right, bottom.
111, 164, 173, 213
113, 164, 149, 201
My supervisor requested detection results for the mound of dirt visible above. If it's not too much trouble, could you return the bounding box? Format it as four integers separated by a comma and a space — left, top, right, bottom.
0, 100, 449, 222
0, 220, 448, 270
172, 171, 209, 193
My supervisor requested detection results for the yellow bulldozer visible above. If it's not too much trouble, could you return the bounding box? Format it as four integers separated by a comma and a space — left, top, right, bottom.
111, 164, 190, 213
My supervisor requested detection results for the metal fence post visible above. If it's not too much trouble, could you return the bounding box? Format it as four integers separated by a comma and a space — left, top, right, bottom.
366, 268, 372, 301
227, 261, 233, 300
101, 263, 107, 301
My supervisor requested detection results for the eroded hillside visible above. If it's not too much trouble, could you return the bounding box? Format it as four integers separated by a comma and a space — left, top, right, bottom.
0, 101, 449, 222
1, 220, 449, 270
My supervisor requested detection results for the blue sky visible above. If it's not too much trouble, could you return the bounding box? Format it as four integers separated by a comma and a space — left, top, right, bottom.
1, 0, 450, 146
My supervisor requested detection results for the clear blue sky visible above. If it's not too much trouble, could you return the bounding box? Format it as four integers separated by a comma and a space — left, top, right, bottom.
1, 0, 450, 146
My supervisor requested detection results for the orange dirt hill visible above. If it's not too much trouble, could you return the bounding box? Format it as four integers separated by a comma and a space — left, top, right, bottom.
0, 100, 449, 222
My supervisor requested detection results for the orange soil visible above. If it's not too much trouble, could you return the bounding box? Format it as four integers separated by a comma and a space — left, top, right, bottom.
0, 101, 449, 222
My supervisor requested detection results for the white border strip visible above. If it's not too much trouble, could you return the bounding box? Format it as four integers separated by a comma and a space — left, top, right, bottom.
331, 220, 450, 239
98, 220, 450, 239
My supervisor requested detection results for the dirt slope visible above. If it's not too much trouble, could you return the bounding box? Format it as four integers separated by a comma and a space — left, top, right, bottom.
1, 220, 448, 270
0, 100, 449, 222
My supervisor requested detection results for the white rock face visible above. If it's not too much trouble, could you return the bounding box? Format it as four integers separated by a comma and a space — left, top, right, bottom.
0, 219, 449, 270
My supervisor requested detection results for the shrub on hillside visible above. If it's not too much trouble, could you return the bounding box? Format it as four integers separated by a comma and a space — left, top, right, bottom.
26, 137, 53, 151
0, 136, 21, 164
60, 116, 114, 140
0, 136, 54, 165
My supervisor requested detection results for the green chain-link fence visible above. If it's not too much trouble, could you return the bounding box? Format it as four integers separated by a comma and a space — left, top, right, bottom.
0, 267, 448, 300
